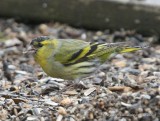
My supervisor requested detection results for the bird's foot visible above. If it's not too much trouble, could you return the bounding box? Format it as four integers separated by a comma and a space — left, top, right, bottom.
58, 81, 86, 93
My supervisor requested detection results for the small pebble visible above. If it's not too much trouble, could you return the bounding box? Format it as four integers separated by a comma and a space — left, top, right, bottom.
60, 97, 72, 106
38, 24, 48, 34
98, 72, 105, 78
141, 94, 151, 99
58, 107, 67, 115
93, 77, 103, 84
153, 72, 160, 77
4, 38, 22, 47
121, 68, 140, 75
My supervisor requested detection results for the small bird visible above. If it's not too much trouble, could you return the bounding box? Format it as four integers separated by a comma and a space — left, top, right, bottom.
30, 36, 143, 80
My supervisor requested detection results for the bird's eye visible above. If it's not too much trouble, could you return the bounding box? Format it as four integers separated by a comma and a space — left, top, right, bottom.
31, 40, 44, 48
37, 43, 43, 47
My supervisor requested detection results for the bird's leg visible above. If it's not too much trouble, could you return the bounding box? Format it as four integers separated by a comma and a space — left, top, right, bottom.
59, 79, 85, 93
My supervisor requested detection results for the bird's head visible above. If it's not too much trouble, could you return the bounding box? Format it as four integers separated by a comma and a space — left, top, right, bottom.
30, 36, 51, 51
29, 36, 57, 60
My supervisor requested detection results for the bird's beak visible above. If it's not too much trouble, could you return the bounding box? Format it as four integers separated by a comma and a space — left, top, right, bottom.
23, 45, 37, 54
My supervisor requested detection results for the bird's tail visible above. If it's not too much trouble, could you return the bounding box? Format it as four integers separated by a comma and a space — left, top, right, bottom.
119, 46, 142, 53
104, 42, 149, 54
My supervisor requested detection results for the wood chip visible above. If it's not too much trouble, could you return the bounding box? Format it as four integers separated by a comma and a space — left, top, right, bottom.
84, 87, 96, 96
121, 102, 133, 107
121, 102, 140, 108
27, 116, 38, 121
44, 100, 59, 106
108, 86, 133, 92
63, 90, 78, 95
12, 98, 28, 104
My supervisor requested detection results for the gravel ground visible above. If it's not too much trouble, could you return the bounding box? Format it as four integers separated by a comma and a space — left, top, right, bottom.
0, 19, 160, 121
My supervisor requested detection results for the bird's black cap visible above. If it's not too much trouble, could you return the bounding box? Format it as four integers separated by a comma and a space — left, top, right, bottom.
31, 36, 50, 44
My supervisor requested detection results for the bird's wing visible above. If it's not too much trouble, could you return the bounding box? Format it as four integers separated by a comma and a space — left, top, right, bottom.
54, 40, 108, 65
55, 40, 142, 65
81, 42, 142, 62
54, 39, 90, 64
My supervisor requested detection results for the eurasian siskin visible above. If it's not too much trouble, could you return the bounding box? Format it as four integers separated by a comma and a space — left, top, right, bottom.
30, 36, 143, 80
